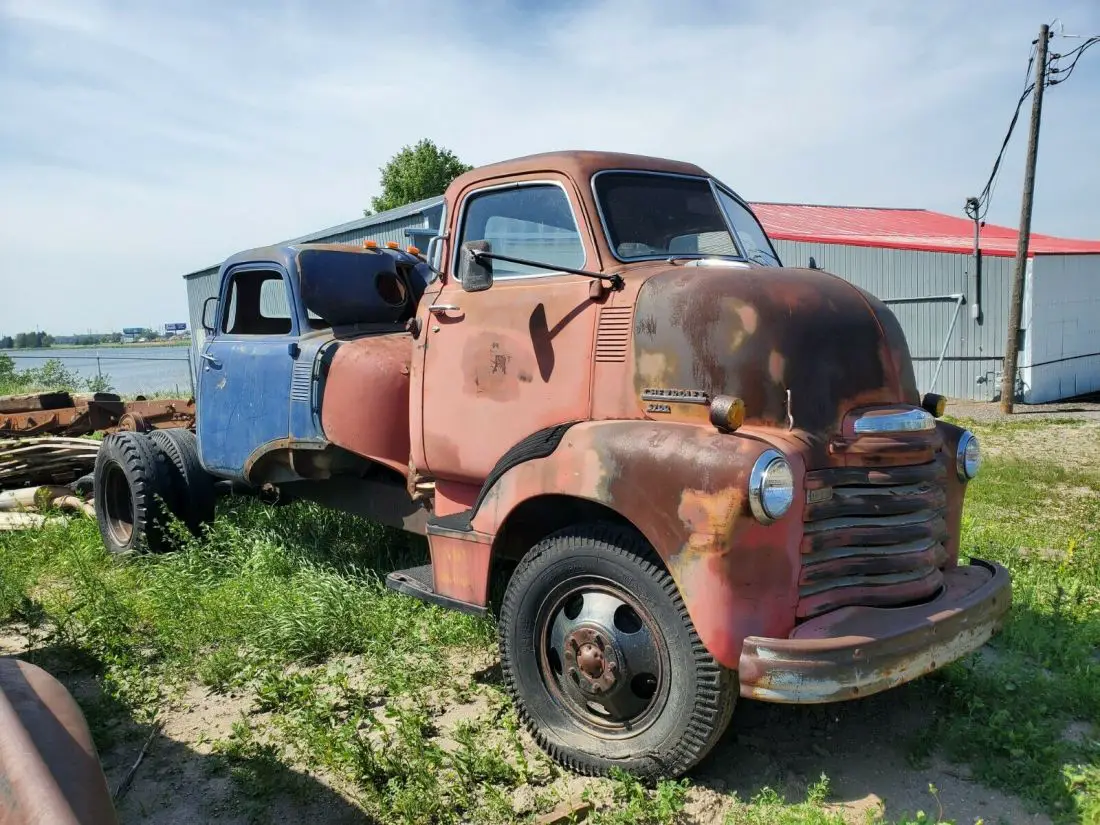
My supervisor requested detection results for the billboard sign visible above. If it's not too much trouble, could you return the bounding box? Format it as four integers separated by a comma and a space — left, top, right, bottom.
122, 327, 144, 335
164, 323, 188, 332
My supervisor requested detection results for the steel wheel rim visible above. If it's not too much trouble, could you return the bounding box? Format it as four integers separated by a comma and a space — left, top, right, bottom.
535, 575, 669, 737
102, 463, 134, 545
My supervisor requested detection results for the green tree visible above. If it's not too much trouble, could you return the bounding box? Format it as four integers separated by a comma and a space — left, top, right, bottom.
14, 332, 27, 348
0, 336, 12, 349
366, 139, 472, 215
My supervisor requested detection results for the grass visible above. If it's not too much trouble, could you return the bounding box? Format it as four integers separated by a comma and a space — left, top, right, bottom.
1, 418, 1098, 823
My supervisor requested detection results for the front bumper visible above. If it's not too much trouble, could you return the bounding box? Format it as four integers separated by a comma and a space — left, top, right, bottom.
738, 558, 1011, 703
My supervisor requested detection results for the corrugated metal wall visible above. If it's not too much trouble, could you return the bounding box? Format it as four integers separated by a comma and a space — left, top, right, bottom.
773, 240, 1015, 401
1022, 253, 1100, 402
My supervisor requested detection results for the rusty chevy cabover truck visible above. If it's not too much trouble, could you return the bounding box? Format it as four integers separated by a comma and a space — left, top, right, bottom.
93, 151, 1010, 779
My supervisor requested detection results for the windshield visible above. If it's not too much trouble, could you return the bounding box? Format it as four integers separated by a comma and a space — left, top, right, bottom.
593, 171, 781, 266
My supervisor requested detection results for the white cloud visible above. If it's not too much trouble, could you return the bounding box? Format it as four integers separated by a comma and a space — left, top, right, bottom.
0, 0, 1097, 333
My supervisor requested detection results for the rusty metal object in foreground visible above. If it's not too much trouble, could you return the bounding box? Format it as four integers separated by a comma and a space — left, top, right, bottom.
0, 658, 118, 825
738, 559, 1011, 703
0, 393, 194, 437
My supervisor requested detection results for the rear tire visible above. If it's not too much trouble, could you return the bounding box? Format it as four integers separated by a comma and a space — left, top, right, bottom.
499, 523, 736, 780
150, 429, 216, 534
93, 432, 175, 555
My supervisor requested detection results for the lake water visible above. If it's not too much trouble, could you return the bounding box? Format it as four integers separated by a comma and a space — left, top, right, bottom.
4, 346, 195, 396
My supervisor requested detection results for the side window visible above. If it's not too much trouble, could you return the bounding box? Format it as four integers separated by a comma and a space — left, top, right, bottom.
457, 185, 585, 278
221, 269, 294, 335
717, 190, 782, 267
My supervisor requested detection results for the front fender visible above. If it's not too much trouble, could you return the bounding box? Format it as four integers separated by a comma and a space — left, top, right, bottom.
471, 420, 807, 668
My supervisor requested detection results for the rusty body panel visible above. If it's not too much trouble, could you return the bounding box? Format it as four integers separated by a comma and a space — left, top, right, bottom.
630, 264, 918, 440
467, 419, 802, 667
739, 559, 1011, 702
320, 333, 413, 477
0, 658, 117, 825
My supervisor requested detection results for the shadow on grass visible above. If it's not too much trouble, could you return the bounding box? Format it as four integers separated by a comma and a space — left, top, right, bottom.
6, 640, 374, 825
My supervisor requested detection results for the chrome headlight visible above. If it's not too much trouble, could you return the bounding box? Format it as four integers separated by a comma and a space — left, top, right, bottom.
749, 449, 794, 523
957, 431, 981, 480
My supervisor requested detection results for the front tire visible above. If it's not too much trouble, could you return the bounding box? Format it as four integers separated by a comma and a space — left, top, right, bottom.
499, 524, 736, 780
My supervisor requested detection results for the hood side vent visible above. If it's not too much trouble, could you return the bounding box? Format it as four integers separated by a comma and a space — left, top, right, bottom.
595, 306, 634, 363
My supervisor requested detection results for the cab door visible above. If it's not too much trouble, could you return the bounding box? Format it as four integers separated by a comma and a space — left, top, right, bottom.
419, 180, 599, 483
197, 264, 297, 480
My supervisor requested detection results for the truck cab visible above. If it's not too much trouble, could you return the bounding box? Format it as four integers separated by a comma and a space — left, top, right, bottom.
107, 150, 1009, 780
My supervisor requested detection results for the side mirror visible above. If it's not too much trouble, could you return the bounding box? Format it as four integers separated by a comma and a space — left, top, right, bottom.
458, 240, 494, 293
201, 296, 218, 333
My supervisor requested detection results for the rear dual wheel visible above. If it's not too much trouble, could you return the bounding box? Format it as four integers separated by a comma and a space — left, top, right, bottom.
94, 430, 214, 555
499, 524, 737, 780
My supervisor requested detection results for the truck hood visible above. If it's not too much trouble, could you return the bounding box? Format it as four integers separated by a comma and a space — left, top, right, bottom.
632, 264, 919, 435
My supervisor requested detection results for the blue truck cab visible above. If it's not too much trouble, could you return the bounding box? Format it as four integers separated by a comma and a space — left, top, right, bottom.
194, 242, 431, 484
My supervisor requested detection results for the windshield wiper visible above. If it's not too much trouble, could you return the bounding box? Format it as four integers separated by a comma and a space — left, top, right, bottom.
472, 250, 624, 290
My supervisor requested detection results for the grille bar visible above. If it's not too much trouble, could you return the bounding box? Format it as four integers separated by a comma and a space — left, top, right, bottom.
798, 460, 948, 619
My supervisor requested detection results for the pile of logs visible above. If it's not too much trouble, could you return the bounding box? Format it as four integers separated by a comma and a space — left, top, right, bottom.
0, 437, 99, 488
0, 437, 100, 530
0, 485, 95, 531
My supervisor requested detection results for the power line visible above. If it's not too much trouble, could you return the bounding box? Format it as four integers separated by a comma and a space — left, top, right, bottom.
1048, 35, 1100, 85
966, 25, 1098, 225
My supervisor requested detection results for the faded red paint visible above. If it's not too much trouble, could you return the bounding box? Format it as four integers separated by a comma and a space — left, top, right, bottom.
418, 271, 599, 483
320, 334, 413, 476
0, 658, 118, 825
429, 531, 493, 605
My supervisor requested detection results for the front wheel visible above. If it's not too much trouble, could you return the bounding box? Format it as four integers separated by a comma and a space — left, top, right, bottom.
499, 524, 736, 779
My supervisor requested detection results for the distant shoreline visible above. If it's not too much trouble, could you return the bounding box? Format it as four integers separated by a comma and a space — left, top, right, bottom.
1, 339, 191, 352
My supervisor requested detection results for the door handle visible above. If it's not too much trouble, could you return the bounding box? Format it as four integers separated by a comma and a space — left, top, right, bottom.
199, 353, 219, 366
428, 304, 460, 314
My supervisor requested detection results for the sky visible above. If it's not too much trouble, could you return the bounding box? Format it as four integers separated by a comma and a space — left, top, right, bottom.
1, 0, 1098, 335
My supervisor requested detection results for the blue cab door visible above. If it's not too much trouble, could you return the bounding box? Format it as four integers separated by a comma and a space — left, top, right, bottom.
197, 264, 297, 481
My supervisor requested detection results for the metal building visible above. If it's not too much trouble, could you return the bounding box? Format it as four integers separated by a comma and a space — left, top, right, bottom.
183, 195, 1100, 403
754, 204, 1100, 402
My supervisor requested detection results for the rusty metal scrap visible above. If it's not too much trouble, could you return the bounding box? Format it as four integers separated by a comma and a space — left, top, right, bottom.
0, 392, 194, 437
0, 658, 119, 824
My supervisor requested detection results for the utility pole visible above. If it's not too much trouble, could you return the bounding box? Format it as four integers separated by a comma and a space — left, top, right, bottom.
1000, 23, 1049, 413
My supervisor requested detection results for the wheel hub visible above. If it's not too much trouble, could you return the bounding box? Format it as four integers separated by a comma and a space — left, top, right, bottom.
564, 627, 619, 693
541, 585, 665, 729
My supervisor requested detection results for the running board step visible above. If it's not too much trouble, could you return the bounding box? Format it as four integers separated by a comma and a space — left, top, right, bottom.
385, 564, 487, 617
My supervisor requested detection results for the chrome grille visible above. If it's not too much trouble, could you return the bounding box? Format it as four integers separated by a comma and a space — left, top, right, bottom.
798, 460, 947, 619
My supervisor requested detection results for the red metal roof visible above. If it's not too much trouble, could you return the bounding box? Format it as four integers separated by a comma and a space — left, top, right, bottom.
748, 203, 1100, 258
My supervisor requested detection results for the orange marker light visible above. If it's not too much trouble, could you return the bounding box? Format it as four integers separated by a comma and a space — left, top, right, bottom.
364, 240, 378, 248
406, 245, 421, 256
385, 241, 400, 249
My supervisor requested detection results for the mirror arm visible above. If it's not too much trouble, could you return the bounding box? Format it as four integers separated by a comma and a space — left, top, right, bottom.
472, 251, 623, 290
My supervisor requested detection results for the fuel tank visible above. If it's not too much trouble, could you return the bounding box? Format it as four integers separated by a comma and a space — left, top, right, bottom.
319, 333, 412, 476
632, 264, 919, 437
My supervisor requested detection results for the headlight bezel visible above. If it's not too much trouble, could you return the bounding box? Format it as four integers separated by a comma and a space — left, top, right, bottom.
956, 430, 981, 480
748, 449, 794, 524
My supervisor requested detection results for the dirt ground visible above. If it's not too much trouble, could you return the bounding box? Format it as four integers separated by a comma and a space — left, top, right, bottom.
0, 629, 1055, 825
